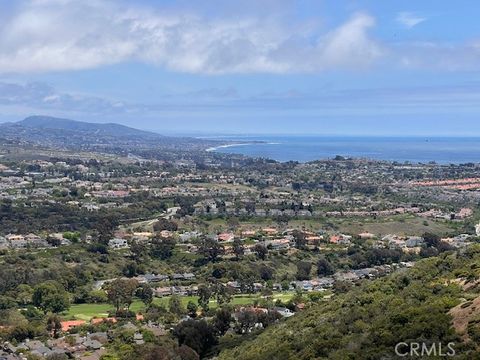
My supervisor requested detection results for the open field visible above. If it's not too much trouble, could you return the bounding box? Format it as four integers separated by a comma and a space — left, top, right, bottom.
336, 215, 456, 236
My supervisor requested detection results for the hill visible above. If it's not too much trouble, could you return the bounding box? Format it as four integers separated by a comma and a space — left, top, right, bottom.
0, 116, 224, 160
18, 115, 160, 138
218, 247, 480, 359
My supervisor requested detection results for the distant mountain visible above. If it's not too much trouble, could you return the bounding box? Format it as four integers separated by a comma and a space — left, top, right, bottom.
0, 115, 224, 159
18, 115, 162, 138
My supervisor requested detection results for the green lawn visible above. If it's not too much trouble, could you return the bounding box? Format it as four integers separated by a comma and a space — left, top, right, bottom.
65, 293, 294, 321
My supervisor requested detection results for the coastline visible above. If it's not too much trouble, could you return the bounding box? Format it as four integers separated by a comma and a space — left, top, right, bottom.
205, 142, 273, 152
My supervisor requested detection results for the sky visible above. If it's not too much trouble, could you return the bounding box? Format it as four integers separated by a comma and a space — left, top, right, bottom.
0, 0, 480, 135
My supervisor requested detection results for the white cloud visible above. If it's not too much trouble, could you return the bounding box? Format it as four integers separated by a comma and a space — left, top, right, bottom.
396, 12, 426, 29
0, 0, 383, 74
396, 41, 480, 71
0, 80, 128, 114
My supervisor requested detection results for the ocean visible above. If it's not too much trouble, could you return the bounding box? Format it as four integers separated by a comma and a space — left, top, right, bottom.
206, 136, 480, 164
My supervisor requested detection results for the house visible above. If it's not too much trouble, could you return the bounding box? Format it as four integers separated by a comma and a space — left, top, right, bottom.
179, 231, 202, 242
171, 273, 195, 281
295, 281, 313, 292
90, 318, 117, 326
382, 234, 401, 242
406, 236, 424, 248
456, 208, 473, 219
91, 190, 130, 198
226, 281, 241, 292
134, 333, 144, 345
108, 238, 129, 249
274, 307, 295, 318
265, 239, 290, 250
6, 234, 24, 242
262, 228, 278, 236
154, 287, 172, 297
241, 230, 257, 237
305, 235, 323, 245
297, 210, 312, 217
25, 234, 48, 248
315, 277, 335, 289
9, 239, 28, 249
183, 273, 196, 280
25, 340, 50, 356
329, 234, 352, 245
83, 339, 102, 350
255, 209, 267, 217
269, 209, 282, 217
141, 273, 169, 283
358, 232, 375, 239
334, 271, 359, 282
61, 320, 86, 332
353, 268, 378, 279
388, 239, 406, 250
159, 230, 173, 238
217, 233, 235, 242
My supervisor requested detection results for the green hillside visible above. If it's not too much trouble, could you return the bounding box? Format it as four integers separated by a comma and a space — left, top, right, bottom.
218, 246, 480, 360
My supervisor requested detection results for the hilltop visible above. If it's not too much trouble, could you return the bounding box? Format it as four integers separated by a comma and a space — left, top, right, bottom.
18, 115, 161, 138
0, 115, 224, 160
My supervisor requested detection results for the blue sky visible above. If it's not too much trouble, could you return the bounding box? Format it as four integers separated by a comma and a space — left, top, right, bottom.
0, 0, 480, 135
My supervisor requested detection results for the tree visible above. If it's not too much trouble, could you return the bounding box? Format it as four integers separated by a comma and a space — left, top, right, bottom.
232, 239, 245, 260
153, 218, 178, 232
46, 235, 62, 247
253, 244, 268, 260
292, 230, 307, 250
213, 283, 233, 306
0, 296, 17, 310
258, 310, 282, 329
94, 216, 118, 245
259, 265, 274, 281
173, 319, 217, 358
422, 232, 441, 247
238, 272, 256, 294
106, 278, 139, 314
235, 310, 258, 334
197, 285, 212, 312
16, 284, 33, 306
150, 236, 176, 260
296, 261, 312, 281
137, 284, 153, 306
33, 281, 70, 314
227, 217, 240, 229
187, 301, 198, 318
213, 307, 233, 336
169, 295, 184, 316
199, 238, 224, 263
122, 261, 142, 277
317, 257, 335, 276
46, 313, 62, 338
130, 240, 147, 262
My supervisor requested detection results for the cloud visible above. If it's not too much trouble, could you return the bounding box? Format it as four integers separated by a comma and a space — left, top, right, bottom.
0, 0, 382, 74
396, 12, 426, 29
395, 41, 480, 71
4, 79, 480, 124
0, 80, 128, 114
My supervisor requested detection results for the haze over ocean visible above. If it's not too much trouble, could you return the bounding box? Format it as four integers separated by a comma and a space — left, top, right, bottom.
208, 136, 480, 164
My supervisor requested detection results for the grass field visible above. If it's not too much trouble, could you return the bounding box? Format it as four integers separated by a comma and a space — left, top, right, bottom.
65, 293, 294, 321
336, 215, 455, 236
